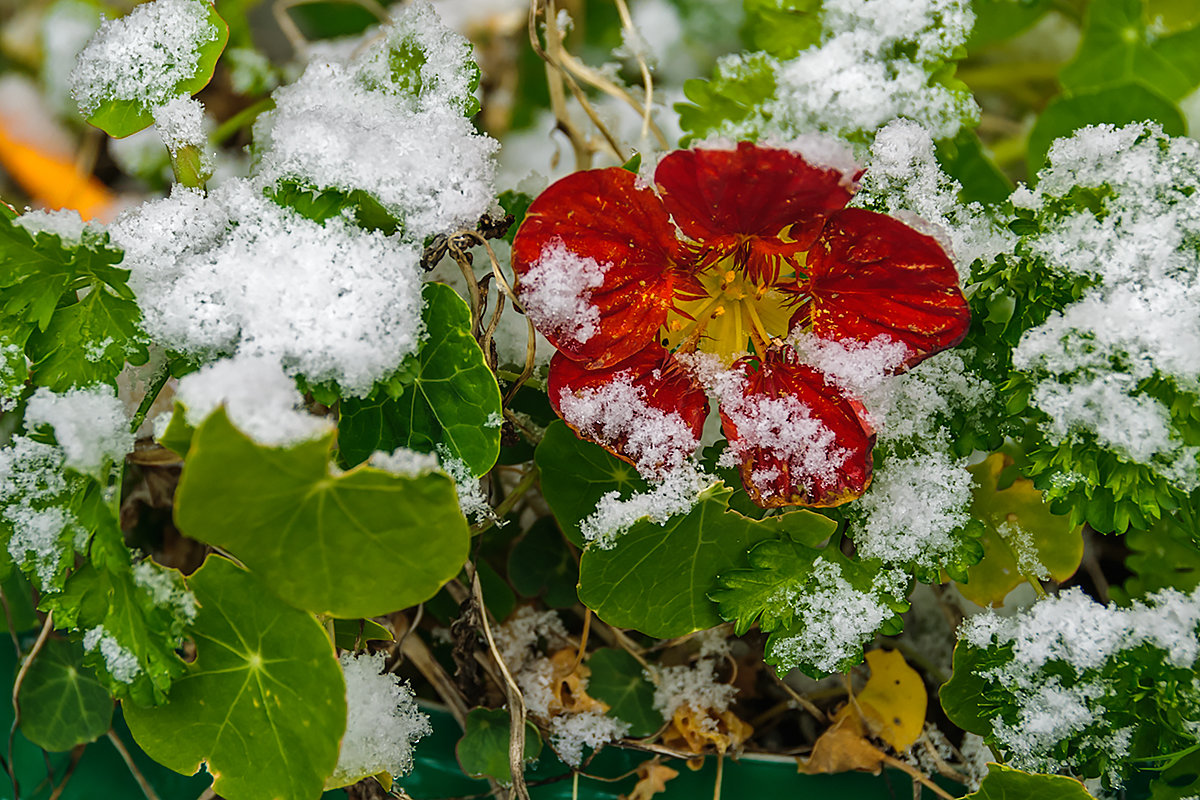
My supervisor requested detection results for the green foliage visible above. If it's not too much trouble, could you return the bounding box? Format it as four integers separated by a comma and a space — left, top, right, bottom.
339, 283, 502, 477
535, 421, 648, 548
677, 53, 777, 145
963, 764, 1097, 800
331, 618, 394, 651
941, 612, 1200, 786
711, 528, 908, 676
1026, 83, 1186, 171
741, 0, 823, 59
174, 407, 469, 618
367, 23, 481, 118
497, 190, 532, 245
0, 209, 147, 392
585, 648, 663, 737
507, 519, 579, 609
124, 556, 346, 800
965, 0, 1051, 49
265, 180, 402, 235
17, 638, 113, 752
1058, 0, 1200, 101
1115, 513, 1200, 601
85, 1, 229, 138
455, 708, 542, 784
935, 129, 1014, 206
578, 484, 837, 639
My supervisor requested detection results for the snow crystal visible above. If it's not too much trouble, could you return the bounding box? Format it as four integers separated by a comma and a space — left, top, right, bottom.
853, 120, 1012, 279
132, 560, 198, 622
996, 521, 1049, 582
368, 448, 442, 478
764, 0, 978, 142
787, 332, 908, 401
175, 353, 333, 447
556, 376, 700, 478
768, 562, 905, 674
253, 2, 497, 242
109, 178, 425, 396
549, 712, 629, 767
15, 209, 88, 244
493, 607, 569, 673
579, 463, 711, 548
849, 452, 974, 569
83, 625, 142, 683
435, 444, 492, 524
869, 348, 994, 449
332, 652, 431, 783
70, 0, 218, 117
518, 241, 607, 345
24, 385, 132, 476
152, 95, 208, 157
1010, 123, 1200, 490
0, 438, 73, 588
652, 652, 737, 720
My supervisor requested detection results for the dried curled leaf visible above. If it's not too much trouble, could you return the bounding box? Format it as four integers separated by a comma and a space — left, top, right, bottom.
660, 705, 752, 756
621, 759, 679, 800
797, 714, 885, 775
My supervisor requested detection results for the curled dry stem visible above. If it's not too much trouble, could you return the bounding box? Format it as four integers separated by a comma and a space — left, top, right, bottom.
9, 611, 54, 800
273, 0, 390, 57
471, 570, 532, 800
529, 0, 592, 170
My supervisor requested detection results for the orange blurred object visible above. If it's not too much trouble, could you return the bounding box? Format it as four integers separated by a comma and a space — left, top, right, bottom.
0, 123, 115, 221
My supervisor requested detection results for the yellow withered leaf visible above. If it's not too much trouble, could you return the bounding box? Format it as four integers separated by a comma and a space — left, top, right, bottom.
621, 760, 679, 800
852, 649, 927, 752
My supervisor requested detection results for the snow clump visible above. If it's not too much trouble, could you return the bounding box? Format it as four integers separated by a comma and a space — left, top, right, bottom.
332, 652, 431, 784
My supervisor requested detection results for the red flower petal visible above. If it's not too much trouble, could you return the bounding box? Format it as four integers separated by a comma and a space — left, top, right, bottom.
718, 349, 873, 508
512, 168, 682, 369
791, 208, 970, 368
655, 143, 856, 282
549, 345, 709, 476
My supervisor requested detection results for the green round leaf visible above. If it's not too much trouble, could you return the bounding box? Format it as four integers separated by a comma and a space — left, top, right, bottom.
17, 638, 113, 752
507, 518, 579, 608
963, 764, 1096, 800
175, 408, 469, 618
455, 708, 541, 784
339, 283, 501, 477
124, 556, 346, 800
577, 484, 836, 638
85, 1, 230, 138
1027, 83, 1185, 172
535, 420, 648, 548
332, 618, 394, 651
585, 649, 661, 738
939, 641, 995, 736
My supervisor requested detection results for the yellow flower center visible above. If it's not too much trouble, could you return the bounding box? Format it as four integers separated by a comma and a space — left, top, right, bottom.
662, 256, 797, 364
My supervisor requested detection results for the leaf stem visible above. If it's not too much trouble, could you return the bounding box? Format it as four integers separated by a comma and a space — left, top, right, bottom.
472, 465, 540, 536
211, 98, 276, 146
129, 362, 173, 436
169, 144, 210, 190
107, 730, 162, 800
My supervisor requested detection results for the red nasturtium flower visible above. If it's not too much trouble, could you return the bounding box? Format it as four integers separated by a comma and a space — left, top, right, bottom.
512, 142, 969, 508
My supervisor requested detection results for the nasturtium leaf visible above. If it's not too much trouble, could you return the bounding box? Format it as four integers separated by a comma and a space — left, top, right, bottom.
935, 129, 1013, 206
84, 1, 230, 138
507, 518, 579, 608
535, 420, 649, 548
578, 484, 836, 639
332, 618, 394, 651
585, 648, 662, 738
455, 708, 541, 784
124, 556, 346, 800
963, 764, 1096, 800
966, 0, 1051, 48
156, 402, 194, 458
16, 637, 113, 752
741, 0, 823, 59
853, 649, 925, 752
475, 560, 516, 622
1059, 0, 1200, 101
1149, 747, 1200, 799
176, 408, 469, 618
955, 452, 1082, 607
0, 569, 37, 633
938, 641, 997, 736
339, 283, 501, 477
1027, 83, 1185, 171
